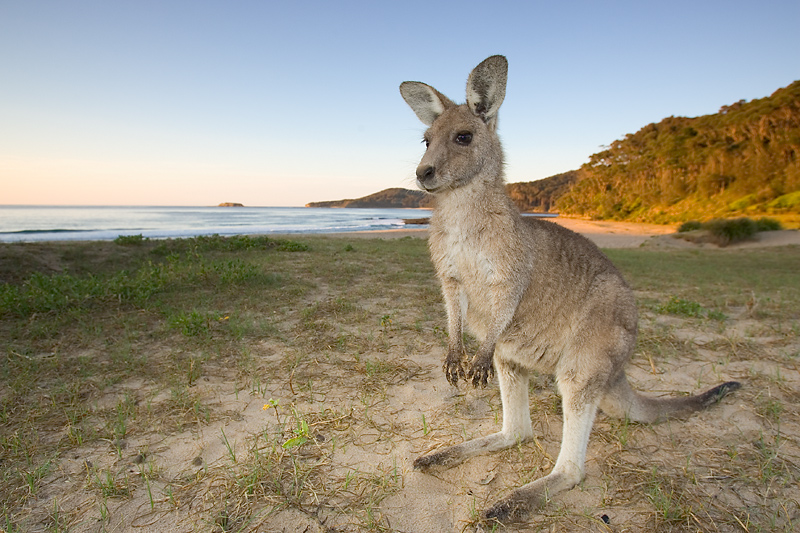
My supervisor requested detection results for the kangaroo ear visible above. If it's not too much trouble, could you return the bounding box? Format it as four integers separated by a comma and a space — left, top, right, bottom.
400, 81, 455, 126
466, 55, 508, 125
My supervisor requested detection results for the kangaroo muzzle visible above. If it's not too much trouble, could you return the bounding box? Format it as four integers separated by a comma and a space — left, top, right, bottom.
416, 164, 436, 191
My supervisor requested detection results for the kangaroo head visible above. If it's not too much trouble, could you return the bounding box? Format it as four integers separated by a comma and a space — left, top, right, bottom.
400, 55, 508, 194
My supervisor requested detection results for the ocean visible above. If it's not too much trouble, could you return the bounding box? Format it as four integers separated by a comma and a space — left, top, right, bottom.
0, 206, 432, 243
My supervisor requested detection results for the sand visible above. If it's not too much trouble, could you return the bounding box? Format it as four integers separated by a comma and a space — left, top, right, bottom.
345, 217, 800, 250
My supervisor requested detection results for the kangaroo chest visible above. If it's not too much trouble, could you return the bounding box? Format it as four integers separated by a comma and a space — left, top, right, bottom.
434, 228, 495, 283
429, 222, 508, 325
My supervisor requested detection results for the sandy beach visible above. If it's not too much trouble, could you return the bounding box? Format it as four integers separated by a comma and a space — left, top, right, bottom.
2, 220, 798, 532
346, 217, 800, 250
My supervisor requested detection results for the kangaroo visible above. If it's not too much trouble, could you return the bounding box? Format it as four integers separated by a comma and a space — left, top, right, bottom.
399, 55, 740, 524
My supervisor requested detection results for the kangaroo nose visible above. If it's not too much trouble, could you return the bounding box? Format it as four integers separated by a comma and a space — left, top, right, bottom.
416, 165, 435, 183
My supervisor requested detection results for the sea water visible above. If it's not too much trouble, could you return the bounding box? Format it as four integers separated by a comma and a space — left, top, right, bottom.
0, 206, 431, 243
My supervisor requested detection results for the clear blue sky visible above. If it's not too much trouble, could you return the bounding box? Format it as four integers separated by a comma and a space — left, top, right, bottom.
2, 0, 799, 206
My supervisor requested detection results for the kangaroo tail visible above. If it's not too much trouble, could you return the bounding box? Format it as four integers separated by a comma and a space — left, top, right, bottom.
599, 376, 741, 424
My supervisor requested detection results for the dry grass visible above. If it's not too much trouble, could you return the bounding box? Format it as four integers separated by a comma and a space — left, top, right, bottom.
1, 236, 799, 532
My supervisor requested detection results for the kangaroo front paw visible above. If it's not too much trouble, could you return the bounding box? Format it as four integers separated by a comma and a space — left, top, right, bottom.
443, 350, 466, 386
466, 352, 494, 388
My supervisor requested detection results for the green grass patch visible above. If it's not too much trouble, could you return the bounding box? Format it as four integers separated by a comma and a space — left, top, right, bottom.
114, 234, 148, 246
605, 246, 800, 316
0, 236, 302, 318
657, 296, 726, 320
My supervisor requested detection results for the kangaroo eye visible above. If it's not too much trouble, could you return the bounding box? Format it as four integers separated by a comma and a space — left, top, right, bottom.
422, 137, 430, 148
455, 132, 473, 146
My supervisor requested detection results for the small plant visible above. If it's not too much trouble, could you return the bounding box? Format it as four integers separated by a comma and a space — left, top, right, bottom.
753, 432, 784, 483
20, 459, 53, 496
282, 413, 310, 449
163, 485, 178, 508
46, 498, 67, 532
658, 296, 704, 318
221, 428, 237, 463
645, 470, 691, 524
168, 310, 215, 337
186, 357, 203, 386
343, 469, 357, 491
612, 416, 633, 447
98, 499, 109, 528
759, 398, 784, 421
657, 296, 725, 320
108, 394, 136, 441
262, 398, 281, 424
140, 463, 155, 510
89, 469, 132, 498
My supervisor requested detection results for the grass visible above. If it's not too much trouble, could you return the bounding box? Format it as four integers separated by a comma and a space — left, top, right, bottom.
0, 234, 431, 531
1, 234, 799, 531
605, 246, 800, 316
657, 296, 727, 320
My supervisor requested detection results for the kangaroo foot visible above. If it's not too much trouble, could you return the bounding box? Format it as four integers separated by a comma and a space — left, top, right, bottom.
413, 447, 466, 472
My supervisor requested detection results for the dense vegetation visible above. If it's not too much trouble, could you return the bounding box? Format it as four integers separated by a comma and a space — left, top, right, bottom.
557, 80, 800, 223
506, 171, 579, 212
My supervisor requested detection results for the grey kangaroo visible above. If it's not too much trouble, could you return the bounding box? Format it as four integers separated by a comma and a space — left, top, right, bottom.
400, 55, 740, 524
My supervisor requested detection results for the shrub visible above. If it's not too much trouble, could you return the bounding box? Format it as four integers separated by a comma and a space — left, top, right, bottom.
754, 217, 783, 232
677, 221, 703, 233
706, 218, 758, 246
276, 241, 310, 252
678, 217, 782, 246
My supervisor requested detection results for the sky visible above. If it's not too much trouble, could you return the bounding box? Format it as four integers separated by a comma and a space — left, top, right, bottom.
1, 1, 799, 207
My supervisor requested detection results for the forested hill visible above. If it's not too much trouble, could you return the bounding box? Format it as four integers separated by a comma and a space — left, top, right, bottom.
556, 80, 800, 222
306, 187, 434, 208
306, 175, 574, 212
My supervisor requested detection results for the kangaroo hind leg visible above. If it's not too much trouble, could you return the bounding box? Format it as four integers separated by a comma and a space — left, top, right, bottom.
484, 377, 600, 523
414, 357, 532, 472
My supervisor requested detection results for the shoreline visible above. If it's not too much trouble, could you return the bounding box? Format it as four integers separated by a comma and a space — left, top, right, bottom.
3, 217, 798, 249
